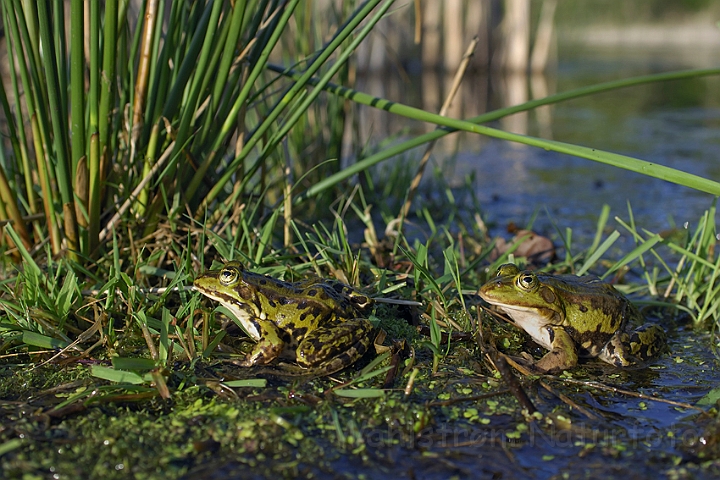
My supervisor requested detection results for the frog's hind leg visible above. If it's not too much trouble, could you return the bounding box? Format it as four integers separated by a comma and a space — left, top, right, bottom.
599, 324, 667, 367
296, 319, 374, 375
627, 324, 667, 361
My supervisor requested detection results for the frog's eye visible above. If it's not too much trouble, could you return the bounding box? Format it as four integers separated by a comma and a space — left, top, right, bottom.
517, 273, 536, 290
219, 267, 240, 286
496, 264, 519, 277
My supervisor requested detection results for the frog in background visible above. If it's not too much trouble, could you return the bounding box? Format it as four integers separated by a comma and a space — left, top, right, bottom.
479, 264, 666, 372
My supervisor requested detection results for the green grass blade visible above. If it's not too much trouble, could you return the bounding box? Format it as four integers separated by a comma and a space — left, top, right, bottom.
91, 365, 146, 384
111, 357, 157, 371
22, 330, 69, 349
36, 0, 71, 205
3, 224, 41, 277
577, 230, 620, 276
224, 379, 268, 388
187, 0, 302, 202
333, 388, 386, 398
201, 0, 247, 138
0, 439, 23, 456
258, 0, 392, 172
164, 0, 220, 151
588, 204, 611, 255
601, 234, 662, 280
98, 0, 118, 180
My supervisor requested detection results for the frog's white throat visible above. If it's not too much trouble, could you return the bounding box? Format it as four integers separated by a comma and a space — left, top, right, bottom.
493, 303, 555, 351
200, 290, 263, 341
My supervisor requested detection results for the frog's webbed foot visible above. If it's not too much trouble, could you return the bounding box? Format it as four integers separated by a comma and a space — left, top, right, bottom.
533, 349, 578, 373
235, 322, 286, 367
533, 327, 579, 373
234, 344, 283, 367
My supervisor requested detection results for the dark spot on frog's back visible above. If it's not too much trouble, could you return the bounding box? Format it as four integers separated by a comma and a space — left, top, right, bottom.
293, 326, 308, 339
307, 289, 317, 297
579, 304, 588, 313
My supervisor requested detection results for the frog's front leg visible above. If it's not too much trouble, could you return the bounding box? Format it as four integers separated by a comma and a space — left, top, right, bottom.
296, 319, 374, 375
236, 320, 286, 367
599, 324, 666, 367
534, 326, 579, 373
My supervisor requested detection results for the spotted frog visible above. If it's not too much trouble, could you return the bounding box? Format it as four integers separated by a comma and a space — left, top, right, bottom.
194, 261, 374, 375
478, 264, 666, 372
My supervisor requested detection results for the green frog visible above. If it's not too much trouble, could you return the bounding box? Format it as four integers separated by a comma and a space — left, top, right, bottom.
193, 261, 375, 375
478, 263, 666, 372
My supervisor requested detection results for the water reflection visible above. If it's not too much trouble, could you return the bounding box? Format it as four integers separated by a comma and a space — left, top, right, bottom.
354, 47, 720, 239
499, 72, 530, 137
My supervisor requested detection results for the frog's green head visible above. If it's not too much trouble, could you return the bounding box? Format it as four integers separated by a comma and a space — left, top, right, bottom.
478, 263, 563, 328
193, 261, 257, 315
194, 261, 264, 340
193, 261, 246, 295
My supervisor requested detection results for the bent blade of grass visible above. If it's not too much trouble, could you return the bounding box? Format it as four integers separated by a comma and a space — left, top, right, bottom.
292, 68, 720, 201
254, 207, 280, 265
402, 244, 445, 303
698, 267, 720, 323
202, 330, 226, 358
329, 351, 394, 389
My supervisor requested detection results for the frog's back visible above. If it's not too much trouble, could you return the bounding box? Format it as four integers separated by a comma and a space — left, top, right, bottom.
245, 274, 364, 332
542, 273, 640, 332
